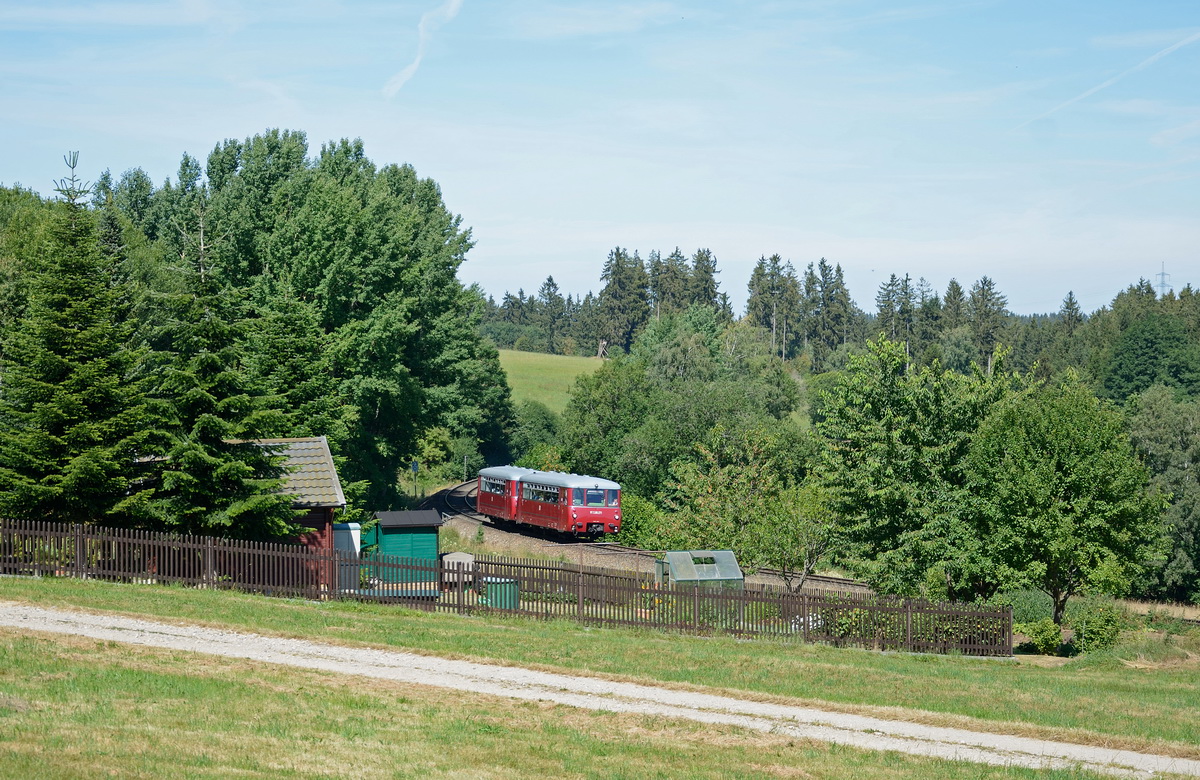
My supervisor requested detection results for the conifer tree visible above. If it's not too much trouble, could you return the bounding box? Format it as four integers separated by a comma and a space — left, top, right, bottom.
689, 248, 720, 309
597, 247, 650, 352
942, 279, 967, 331
146, 199, 296, 539
967, 276, 1009, 374
0, 154, 157, 526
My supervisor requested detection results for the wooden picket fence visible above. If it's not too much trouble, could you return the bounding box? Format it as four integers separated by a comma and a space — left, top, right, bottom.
0, 519, 1012, 656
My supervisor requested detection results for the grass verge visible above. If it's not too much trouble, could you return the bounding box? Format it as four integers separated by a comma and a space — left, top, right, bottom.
2, 576, 1198, 759
0, 629, 1115, 779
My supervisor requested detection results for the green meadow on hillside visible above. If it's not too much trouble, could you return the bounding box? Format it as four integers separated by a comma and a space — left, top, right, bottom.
497, 349, 603, 414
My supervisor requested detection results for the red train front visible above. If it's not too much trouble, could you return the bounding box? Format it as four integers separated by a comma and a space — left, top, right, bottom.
477, 467, 621, 535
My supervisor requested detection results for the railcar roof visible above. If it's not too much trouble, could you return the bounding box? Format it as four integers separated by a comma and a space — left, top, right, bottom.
478, 465, 537, 481
519, 470, 621, 490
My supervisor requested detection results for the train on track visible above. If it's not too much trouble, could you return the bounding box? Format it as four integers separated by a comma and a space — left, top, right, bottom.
476, 466, 621, 535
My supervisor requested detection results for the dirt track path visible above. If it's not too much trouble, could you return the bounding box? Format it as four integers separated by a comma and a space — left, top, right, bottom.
2, 602, 1196, 778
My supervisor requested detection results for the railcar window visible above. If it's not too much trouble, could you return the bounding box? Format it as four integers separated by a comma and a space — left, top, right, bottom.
606, 489, 619, 507
521, 483, 560, 503
570, 488, 609, 506
481, 478, 506, 495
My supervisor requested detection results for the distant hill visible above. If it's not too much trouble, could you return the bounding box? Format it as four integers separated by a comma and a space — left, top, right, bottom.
498, 349, 603, 415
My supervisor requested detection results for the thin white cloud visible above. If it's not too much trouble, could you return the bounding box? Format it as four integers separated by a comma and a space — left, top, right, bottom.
1153, 118, 1200, 147
513, 2, 679, 39
1014, 28, 1200, 130
382, 0, 463, 99
1092, 29, 1200, 49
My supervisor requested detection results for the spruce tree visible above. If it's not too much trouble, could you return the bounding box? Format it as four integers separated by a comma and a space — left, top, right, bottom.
597, 247, 650, 352
942, 279, 967, 331
147, 200, 296, 539
0, 154, 157, 526
689, 248, 720, 309
967, 276, 1009, 374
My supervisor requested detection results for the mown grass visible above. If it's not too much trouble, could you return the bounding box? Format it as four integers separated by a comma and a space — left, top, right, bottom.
0, 630, 1107, 780
498, 348, 603, 414
2, 576, 1199, 758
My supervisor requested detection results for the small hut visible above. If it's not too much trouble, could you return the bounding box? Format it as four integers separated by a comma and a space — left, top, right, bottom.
365, 510, 445, 561
251, 437, 346, 552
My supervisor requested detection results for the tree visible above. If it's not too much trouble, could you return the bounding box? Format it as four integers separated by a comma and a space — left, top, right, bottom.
806, 259, 857, 372
689, 248, 720, 309
535, 275, 567, 354
0, 154, 158, 526
658, 424, 814, 560
648, 247, 690, 317
966, 374, 1162, 622
597, 247, 650, 353
942, 279, 966, 331
143, 194, 298, 538
913, 278, 942, 364
1102, 312, 1200, 401
1059, 291, 1083, 336
510, 400, 560, 465
1126, 385, 1200, 603
747, 481, 840, 593
815, 337, 1021, 598
875, 274, 900, 340
967, 276, 1008, 374
745, 255, 801, 359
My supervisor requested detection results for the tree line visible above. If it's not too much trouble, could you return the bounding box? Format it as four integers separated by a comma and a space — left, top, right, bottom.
500, 256, 1198, 611
0, 135, 513, 538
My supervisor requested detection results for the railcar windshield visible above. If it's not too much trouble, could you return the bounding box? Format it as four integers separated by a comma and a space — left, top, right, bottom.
572, 488, 609, 507
606, 489, 620, 507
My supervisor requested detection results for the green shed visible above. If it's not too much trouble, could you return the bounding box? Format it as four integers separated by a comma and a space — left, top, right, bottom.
364, 510, 445, 583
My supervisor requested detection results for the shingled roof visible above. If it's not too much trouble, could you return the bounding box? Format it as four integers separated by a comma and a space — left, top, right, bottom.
254, 437, 346, 509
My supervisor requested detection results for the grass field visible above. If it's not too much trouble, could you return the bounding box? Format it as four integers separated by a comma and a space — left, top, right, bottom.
498, 348, 603, 414
0, 629, 1110, 780
2, 576, 1198, 768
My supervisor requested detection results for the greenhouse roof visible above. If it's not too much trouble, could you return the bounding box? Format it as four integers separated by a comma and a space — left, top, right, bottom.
662, 550, 743, 583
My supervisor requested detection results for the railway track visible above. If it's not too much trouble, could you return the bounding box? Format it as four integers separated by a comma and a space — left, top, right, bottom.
433, 481, 871, 593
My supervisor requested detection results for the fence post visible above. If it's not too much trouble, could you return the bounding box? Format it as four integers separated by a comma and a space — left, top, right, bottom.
73, 523, 85, 578
905, 600, 912, 651
576, 562, 583, 622
692, 586, 699, 631
204, 537, 215, 588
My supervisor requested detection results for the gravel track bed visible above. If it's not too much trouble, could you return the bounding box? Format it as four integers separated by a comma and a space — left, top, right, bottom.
2, 601, 1196, 777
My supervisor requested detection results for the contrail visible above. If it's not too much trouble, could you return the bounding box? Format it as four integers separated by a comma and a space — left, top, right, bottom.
1014, 28, 1200, 130
383, 0, 464, 98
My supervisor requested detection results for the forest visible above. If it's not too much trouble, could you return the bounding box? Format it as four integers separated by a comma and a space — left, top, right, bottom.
487, 241, 1199, 614
1, 133, 1197, 615
0, 134, 513, 538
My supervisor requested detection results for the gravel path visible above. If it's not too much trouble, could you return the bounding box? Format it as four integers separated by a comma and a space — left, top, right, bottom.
2, 602, 1196, 778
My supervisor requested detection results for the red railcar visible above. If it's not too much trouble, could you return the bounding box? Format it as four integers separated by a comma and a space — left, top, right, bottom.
477, 467, 622, 535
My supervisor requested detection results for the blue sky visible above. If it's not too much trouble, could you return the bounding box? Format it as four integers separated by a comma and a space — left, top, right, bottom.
1, 1, 1197, 315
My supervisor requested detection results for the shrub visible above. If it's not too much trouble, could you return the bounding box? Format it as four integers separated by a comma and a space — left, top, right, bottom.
1069, 603, 1123, 654
991, 589, 1053, 625
1016, 618, 1062, 655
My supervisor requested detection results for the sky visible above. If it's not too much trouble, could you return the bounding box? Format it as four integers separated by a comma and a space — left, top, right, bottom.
1, 1, 1198, 315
